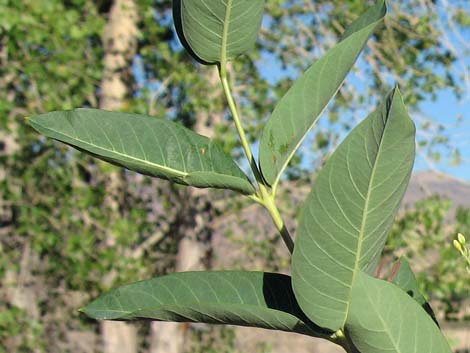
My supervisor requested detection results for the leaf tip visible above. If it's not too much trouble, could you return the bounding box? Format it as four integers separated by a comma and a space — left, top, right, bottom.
376, 0, 388, 15
391, 83, 401, 96
78, 301, 104, 319
79, 303, 93, 312
78, 306, 94, 318
389, 85, 406, 109
371, 0, 388, 19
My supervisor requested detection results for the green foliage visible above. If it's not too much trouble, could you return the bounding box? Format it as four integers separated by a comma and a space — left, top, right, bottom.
9, 0, 464, 352
173, 0, 264, 65
29, 109, 255, 194
292, 88, 415, 330
391, 257, 440, 326
259, 0, 386, 187
21, 1, 459, 352
0, 0, 104, 122
0, 304, 45, 353
261, 1, 468, 173
82, 271, 325, 337
1, 1, 188, 349
388, 197, 470, 319
346, 272, 451, 353
392, 257, 429, 308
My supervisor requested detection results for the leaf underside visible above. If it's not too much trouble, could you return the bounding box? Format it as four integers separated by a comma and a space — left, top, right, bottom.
173, 0, 264, 64
346, 272, 452, 353
29, 109, 255, 195
392, 257, 440, 326
292, 87, 416, 331
259, 0, 386, 186
81, 271, 326, 337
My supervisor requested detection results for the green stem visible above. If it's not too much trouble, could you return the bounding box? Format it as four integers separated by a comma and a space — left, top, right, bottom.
218, 64, 294, 254
260, 193, 295, 253
218, 64, 264, 187
334, 329, 355, 353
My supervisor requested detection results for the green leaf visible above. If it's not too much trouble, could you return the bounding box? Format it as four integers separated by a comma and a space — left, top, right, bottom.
346, 271, 452, 353
81, 271, 327, 337
259, 0, 387, 187
392, 257, 439, 326
29, 109, 255, 195
173, 0, 264, 65
291, 87, 416, 331
392, 257, 427, 306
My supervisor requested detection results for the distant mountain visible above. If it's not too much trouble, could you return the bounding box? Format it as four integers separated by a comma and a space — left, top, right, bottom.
404, 171, 470, 210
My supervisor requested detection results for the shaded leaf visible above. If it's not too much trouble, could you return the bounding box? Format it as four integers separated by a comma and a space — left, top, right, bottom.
173, 0, 264, 65
392, 257, 439, 326
29, 109, 255, 194
346, 271, 451, 353
81, 271, 328, 337
292, 88, 415, 331
259, 0, 386, 186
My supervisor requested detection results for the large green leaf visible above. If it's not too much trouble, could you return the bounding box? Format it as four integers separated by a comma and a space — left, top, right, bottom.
173, 0, 264, 65
346, 271, 452, 353
29, 109, 255, 194
259, 0, 386, 187
392, 257, 439, 326
291, 88, 415, 331
81, 271, 328, 338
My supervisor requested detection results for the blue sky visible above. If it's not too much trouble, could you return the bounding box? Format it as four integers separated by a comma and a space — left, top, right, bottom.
416, 88, 470, 181
414, 2, 470, 181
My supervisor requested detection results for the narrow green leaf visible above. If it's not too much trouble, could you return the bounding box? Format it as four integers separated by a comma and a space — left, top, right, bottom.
173, 0, 264, 65
259, 0, 386, 187
29, 109, 255, 195
81, 271, 327, 337
346, 271, 452, 353
392, 257, 439, 326
292, 87, 416, 331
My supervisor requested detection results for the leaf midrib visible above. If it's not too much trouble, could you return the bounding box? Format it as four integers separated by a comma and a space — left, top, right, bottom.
87, 301, 313, 333
33, 122, 189, 177
220, 0, 233, 65
89, 301, 298, 316
35, 120, 254, 187
343, 97, 392, 327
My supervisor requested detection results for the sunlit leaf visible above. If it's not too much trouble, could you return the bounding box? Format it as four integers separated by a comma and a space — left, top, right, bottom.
29, 109, 255, 194
173, 0, 264, 65
346, 272, 451, 353
292, 87, 415, 331
259, 0, 386, 187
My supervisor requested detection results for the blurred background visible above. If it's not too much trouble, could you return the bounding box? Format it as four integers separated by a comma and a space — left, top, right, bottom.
0, 0, 469, 352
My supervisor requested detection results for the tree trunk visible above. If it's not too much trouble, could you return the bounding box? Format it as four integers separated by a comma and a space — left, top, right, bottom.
99, 1, 139, 353
149, 67, 223, 353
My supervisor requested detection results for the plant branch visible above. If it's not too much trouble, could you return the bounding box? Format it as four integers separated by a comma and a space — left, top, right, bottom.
260, 194, 295, 253
218, 63, 294, 254
218, 64, 265, 187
